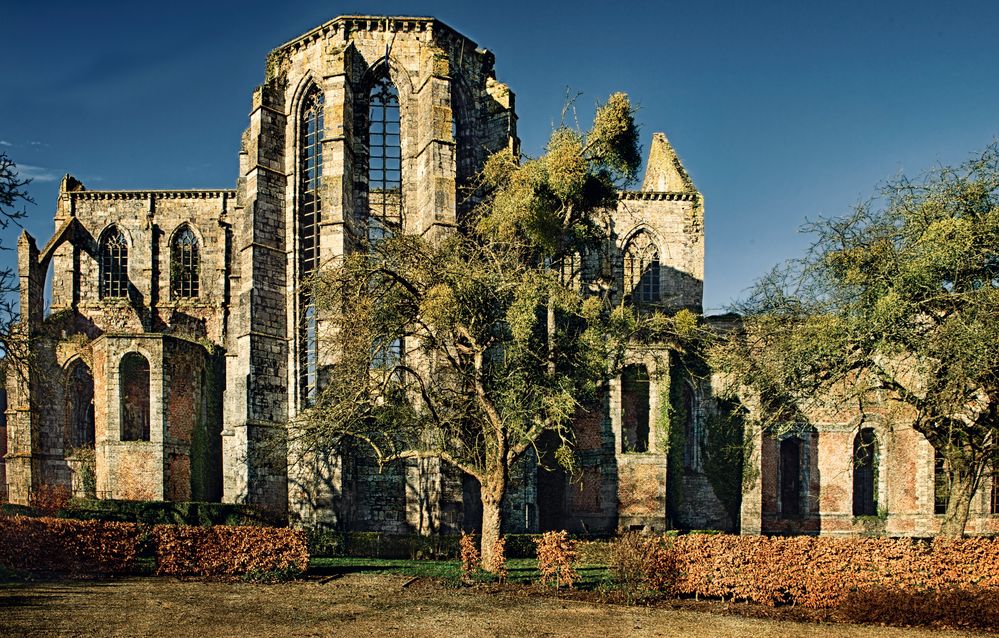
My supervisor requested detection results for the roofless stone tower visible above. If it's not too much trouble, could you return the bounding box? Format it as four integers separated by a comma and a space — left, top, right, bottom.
223, 16, 518, 513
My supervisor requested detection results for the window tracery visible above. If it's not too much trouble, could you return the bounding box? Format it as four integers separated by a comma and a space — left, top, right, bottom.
623, 231, 661, 304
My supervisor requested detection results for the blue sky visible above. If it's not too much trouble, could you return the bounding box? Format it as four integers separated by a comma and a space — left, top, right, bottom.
2, 1, 998, 312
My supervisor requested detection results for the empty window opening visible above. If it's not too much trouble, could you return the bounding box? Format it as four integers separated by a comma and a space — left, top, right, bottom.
779, 437, 802, 518
621, 364, 650, 453
991, 458, 998, 515
681, 380, 700, 471
852, 428, 878, 516
120, 353, 150, 442
934, 448, 951, 515
67, 361, 95, 448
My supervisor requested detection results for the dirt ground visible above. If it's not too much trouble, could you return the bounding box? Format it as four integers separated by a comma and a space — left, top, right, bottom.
0, 574, 988, 638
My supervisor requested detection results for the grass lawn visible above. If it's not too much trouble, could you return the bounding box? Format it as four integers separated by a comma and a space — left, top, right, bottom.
309, 557, 609, 588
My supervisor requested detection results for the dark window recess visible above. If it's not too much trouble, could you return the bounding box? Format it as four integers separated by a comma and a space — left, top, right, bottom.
779, 437, 802, 518
67, 361, 95, 447
991, 459, 998, 515
624, 231, 661, 305
367, 75, 402, 246
299, 86, 324, 406
621, 365, 650, 453
170, 226, 200, 298
682, 381, 698, 471
99, 227, 128, 299
934, 448, 951, 515
120, 353, 150, 442
852, 428, 878, 516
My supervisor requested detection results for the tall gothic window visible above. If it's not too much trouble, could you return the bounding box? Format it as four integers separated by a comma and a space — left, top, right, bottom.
853, 428, 878, 516
623, 231, 661, 304
120, 352, 150, 442
299, 86, 324, 406
170, 225, 200, 299
367, 75, 402, 245
99, 226, 128, 299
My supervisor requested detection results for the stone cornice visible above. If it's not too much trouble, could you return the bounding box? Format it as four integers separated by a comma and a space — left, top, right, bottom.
71, 189, 235, 201
272, 16, 473, 55
618, 191, 699, 202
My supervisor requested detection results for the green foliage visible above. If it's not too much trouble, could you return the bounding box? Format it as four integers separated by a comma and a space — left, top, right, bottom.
701, 401, 748, 527
300, 92, 701, 559
55, 499, 283, 527
712, 143, 999, 535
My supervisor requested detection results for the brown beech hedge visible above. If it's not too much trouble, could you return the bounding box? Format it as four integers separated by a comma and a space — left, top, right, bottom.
670, 535, 999, 608
153, 524, 309, 577
0, 516, 145, 574
0, 516, 308, 578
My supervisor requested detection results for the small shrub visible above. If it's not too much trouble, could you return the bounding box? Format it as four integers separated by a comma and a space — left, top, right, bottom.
481, 536, 508, 582
608, 532, 648, 595
459, 532, 480, 582
641, 536, 679, 594
534, 530, 579, 590
609, 532, 678, 597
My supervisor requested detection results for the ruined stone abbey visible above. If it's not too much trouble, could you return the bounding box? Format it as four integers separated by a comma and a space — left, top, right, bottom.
2, 16, 996, 537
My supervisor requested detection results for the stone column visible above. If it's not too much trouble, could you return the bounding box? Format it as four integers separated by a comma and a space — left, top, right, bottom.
222, 82, 290, 513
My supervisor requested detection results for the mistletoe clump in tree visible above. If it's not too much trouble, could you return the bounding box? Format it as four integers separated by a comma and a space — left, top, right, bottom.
301, 93, 697, 567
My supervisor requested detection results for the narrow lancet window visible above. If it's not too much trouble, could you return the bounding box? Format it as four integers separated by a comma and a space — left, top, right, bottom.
299, 86, 324, 406
623, 231, 661, 304
170, 226, 200, 298
621, 364, 650, 453
67, 361, 95, 448
779, 437, 802, 518
100, 226, 129, 299
367, 75, 402, 245
853, 428, 878, 516
934, 448, 950, 515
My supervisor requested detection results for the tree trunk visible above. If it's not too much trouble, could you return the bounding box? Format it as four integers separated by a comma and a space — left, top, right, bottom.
479, 470, 507, 572
940, 466, 976, 537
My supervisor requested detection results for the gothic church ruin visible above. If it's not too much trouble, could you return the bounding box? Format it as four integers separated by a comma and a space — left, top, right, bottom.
3, 16, 997, 537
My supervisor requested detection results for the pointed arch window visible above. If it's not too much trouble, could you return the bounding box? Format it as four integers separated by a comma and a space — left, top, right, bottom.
99, 226, 129, 299
170, 225, 200, 299
853, 428, 879, 516
299, 86, 324, 406
623, 231, 661, 304
367, 75, 402, 245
